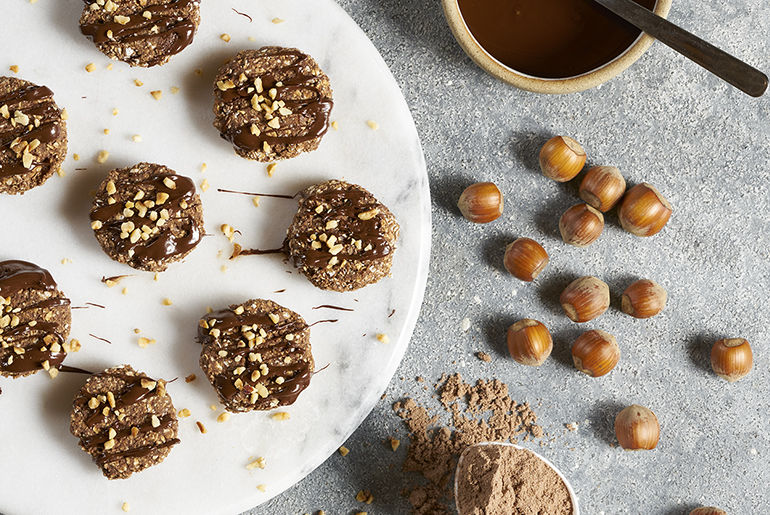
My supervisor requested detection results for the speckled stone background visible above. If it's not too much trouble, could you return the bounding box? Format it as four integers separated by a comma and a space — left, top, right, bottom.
250, 0, 770, 513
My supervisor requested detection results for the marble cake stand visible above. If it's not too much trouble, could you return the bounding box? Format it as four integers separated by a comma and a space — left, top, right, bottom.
0, 1, 430, 513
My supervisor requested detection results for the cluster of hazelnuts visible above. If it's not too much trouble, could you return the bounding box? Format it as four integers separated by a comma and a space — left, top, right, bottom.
456, 135, 755, 459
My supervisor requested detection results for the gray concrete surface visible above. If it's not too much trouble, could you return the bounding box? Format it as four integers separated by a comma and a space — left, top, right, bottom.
249, 1, 770, 513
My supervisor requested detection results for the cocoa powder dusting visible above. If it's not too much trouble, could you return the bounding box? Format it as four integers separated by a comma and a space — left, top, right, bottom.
393, 373, 544, 514
456, 444, 573, 515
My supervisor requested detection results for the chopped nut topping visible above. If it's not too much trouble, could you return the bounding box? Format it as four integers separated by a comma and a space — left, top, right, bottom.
85, 63, 96, 73
185, 374, 196, 383
178, 408, 191, 418
151, 415, 161, 428
246, 456, 266, 469
366, 120, 379, 130
217, 412, 230, 423
389, 437, 400, 451
114, 15, 130, 24
162, 177, 176, 189
104, 439, 116, 450
140, 379, 157, 391
220, 33, 231, 42
270, 412, 290, 421
91, 220, 103, 230
121, 502, 130, 512
150, 90, 162, 100
96, 150, 109, 164
162, 298, 173, 306
266, 163, 277, 177
338, 446, 350, 457
376, 333, 390, 344
358, 209, 380, 220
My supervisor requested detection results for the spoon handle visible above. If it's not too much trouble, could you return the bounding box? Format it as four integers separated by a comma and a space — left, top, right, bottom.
593, 0, 768, 97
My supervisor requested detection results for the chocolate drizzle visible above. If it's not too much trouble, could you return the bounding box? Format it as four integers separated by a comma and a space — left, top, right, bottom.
217, 48, 333, 152
80, 0, 198, 67
0, 85, 62, 179
200, 307, 312, 406
0, 261, 70, 375
293, 187, 392, 268
90, 172, 202, 266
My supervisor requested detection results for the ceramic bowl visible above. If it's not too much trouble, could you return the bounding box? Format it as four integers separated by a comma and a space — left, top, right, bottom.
442, 0, 672, 94
454, 442, 580, 514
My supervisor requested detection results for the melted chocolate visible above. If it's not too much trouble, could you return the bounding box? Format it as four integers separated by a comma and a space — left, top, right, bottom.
80, 0, 198, 67
217, 49, 333, 151
457, 0, 656, 78
201, 308, 312, 403
0, 261, 70, 375
312, 304, 354, 312
90, 173, 202, 265
0, 85, 62, 179
293, 187, 392, 268
77, 373, 159, 427
217, 187, 295, 200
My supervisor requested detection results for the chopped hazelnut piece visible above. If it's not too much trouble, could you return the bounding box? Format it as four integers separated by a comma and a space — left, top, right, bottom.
338, 446, 350, 457
196, 421, 207, 434
217, 412, 230, 423
220, 33, 231, 42
200, 178, 210, 191
256, 484, 267, 492
162, 298, 173, 306
331, 120, 339, 130
376, 333, 390, 344
389, 437, 400, 451
85, 63, 96, 73
131, 134, 142, 142
96, 150, 110, 164
134, 79, 144, 87
366, 120, 379, 130
185, 374, 196, 383
178, 408, 191, 418
270, 412, 290, 421
9, 65, 19, 73
246, 456, 266, 470
121, 502, 130, 512
272, 17, 285, 23
266, 163, 277, 177
150, 90, 162, 100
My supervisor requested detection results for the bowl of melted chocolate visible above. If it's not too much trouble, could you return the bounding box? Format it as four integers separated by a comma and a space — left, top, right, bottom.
443, 0, 672, 93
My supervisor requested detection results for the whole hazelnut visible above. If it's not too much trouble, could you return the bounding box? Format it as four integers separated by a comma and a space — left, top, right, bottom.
559, 203, 604, 247
571, 330, 620, 377
507, 319, 553, 366
621, 279, 667, 319
615, 404, 660, 451
689, 508, 727, 515
560, 276, 610, 323
579, 166, 626, 212
618, 183, 672, 237
539, 136, 586, 182
503, 238, 549, 282
457, 182, 504, 224
711, 338, 753, 382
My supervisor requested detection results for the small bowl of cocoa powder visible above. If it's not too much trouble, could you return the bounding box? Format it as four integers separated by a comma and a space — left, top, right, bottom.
455, 442, 579, 515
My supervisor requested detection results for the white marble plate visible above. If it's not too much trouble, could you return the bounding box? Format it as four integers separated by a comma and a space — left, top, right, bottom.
0, 1, 430, 513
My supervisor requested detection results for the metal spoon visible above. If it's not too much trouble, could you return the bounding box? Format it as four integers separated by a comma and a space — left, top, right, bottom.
592, 0, 768, 97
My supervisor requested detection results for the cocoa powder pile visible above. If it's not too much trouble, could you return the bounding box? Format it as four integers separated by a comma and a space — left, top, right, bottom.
393, 373, 545, 514
455, 444, 573, 515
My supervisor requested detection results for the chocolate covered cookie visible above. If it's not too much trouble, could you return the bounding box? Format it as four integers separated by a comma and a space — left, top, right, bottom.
198, 299, 314, 413
0, 77, 67, 195
0, 260, 71, 378
285, 180, 399, 291
90, 162, 204, 272
213, 47, 333, 162
69, 365, 179, 480
79, 0, 201, 67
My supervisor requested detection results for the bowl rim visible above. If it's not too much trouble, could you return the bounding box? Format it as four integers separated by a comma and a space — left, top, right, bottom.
454, 442, 580, 514
442, 0, 673, 94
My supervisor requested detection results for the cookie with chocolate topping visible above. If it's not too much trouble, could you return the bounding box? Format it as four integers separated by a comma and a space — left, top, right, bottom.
79, 0, 201, 67
69, 364, 180, 480
285, 180, 399, 291
212, 47, 334, 162
198, 299, 314, 413
0, 77, 68, 195
0, 260, 71, 378
90, 162, 204, 272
